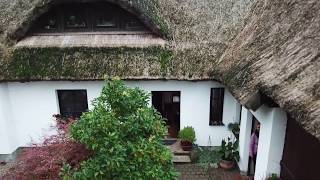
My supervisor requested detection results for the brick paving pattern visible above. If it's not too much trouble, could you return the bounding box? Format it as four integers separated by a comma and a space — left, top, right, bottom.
175, 163, 239, 180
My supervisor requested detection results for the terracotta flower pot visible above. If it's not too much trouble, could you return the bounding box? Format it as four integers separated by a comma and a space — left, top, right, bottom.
219, 159, 235, 170
180, 141, 193, 151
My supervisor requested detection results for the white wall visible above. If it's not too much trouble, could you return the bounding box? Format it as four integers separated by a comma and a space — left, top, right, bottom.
250, 106, 287, 180
126, 81, 241, 146
238, 107, 253, 173
0, 83, 17, 154
0, 80, 241, 154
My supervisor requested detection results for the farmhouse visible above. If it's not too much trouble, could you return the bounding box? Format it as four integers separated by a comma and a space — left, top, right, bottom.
0, 0, 319, 179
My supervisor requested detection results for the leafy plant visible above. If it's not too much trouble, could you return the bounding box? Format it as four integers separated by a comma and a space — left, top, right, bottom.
178, 126, 196, 143
65, 79, 177, 179
196, 146, 220, 169
269, 173, 280, 180
227, 123, 240, 133
2, 116, 92, 180
218, 137, 239, 162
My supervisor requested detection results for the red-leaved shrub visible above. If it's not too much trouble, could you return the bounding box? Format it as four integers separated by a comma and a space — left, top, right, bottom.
2, 115, 93, 180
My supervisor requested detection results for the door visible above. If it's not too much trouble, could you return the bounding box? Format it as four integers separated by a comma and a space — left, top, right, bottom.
151, 91, 180, 138
247, 116, 260, 176
280, 116, 320, 180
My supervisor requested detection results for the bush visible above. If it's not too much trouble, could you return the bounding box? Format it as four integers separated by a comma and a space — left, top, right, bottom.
218, 137, 239, 162
2, 116, 93, 180
227, 123, 240, 133
178, 126, 196, 143
65, 79, 177, 179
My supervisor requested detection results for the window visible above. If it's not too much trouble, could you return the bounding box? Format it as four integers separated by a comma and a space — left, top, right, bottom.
209, 88, 225, 126
37, 11, 58, 32
32, 2, 147, 34
57, 90, 88, 118
64, 5, 88, 30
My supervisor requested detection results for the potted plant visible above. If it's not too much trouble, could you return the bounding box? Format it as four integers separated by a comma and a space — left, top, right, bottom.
228, 123, 240, 139
178, 126, 196, 151
267, 173, 281, 180
218, 137, 239, 170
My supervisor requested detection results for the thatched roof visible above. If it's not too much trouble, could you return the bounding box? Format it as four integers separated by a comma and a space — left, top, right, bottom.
0, 0, 319, 140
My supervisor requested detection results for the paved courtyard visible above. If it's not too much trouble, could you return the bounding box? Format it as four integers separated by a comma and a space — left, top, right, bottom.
175, 163, 240, 180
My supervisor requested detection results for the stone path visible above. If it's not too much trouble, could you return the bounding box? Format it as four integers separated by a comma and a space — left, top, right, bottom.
175, 163, 239, 180
167, 139, 192, 163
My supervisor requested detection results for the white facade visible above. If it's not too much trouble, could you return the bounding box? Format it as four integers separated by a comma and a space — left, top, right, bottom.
238, 107, 253, 173
238, 105, 287, 180
0, 80, 241, 154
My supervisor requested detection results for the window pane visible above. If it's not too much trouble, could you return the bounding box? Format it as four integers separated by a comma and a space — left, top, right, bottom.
64, 6, 87, 29
124, 16, 145, 30
209, 88, 225, 125
57, 90, 88, 118
95, 11, 117, 28
37, 11, 58, 31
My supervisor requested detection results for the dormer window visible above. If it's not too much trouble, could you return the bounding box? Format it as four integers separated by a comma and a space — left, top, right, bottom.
64, 5, 87, 30
31, 2, 147, 34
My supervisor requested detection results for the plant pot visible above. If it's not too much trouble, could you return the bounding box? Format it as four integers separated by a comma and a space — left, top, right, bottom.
219, 159, 235, 170
180, 141, 193, 151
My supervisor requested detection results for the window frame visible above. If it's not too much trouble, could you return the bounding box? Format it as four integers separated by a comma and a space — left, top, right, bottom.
62, 4, 91, 32
57, 89, 89, 118
91, 3, 121, 31
209, 88, 225, 126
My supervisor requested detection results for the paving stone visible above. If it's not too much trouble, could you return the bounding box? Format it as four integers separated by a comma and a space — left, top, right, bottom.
173, 155, 192, 163
175, 163, 239, 180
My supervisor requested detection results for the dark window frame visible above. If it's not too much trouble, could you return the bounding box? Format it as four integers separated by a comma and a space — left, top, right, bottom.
209, 88, 225, 126
91, 3, 120, 31
31, 2, 147, 34
57, 89, 89, 118
62, 4, 90, 32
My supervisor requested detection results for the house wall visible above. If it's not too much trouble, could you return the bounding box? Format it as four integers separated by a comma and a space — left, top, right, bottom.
238, 107, 253, 173
238, 105, 287, 179
0, 80, 241, 154
0, 83, 17, 154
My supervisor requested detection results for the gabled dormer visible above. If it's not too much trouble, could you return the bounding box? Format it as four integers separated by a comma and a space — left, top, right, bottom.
17, 1, 165, 47
31, 2, 147, 34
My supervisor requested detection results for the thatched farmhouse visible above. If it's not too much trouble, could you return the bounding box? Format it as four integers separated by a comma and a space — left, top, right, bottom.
0, 0, 319, 179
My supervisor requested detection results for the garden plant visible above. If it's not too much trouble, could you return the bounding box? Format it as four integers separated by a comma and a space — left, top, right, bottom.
63, 79, 177, 179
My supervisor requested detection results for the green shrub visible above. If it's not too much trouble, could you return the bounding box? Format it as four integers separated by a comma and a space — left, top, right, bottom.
64, 79, 177, 179
178, 126, 196, 143
227, 123, 240, 132
218, 138, 239, 162
269, 173, 280, 180
196, 147, 220, 168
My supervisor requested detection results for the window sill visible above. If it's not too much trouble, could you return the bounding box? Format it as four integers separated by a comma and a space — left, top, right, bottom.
30, 31, 152, 36
209, 122, 225, 127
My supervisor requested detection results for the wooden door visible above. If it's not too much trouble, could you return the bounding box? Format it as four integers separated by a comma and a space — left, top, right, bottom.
151, 91, 180, 138
280, 116, 320, 180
